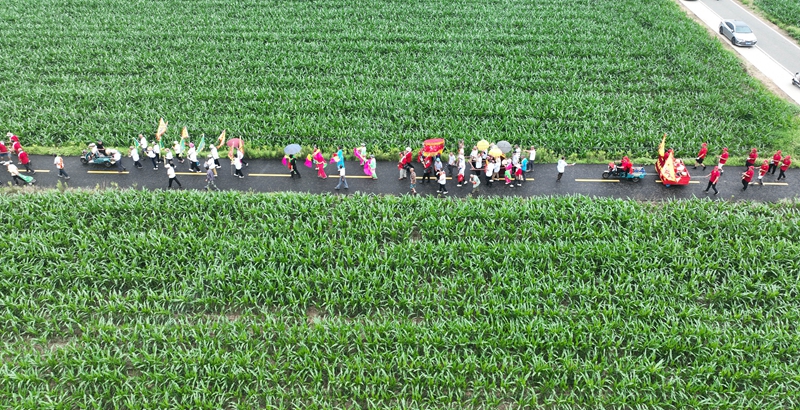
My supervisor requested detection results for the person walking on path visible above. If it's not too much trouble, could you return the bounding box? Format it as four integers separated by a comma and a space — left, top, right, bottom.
447, 152, 456, 178
703, 166, 721, 195
164, 148, 175, 168
237, 147, 249, 168
504, 165, 514, 188
53, 154, 69, 179
409, 167, 418, 195
484, 158, 494, 187
777, 155, 791, 181
515, 162, 524, 187
233, 154, 245, 178
335, 165, 349, 190
289, 154, 301, 178
368, 155, 377, 180
129, 146, 143, 169
769, 150, 782, 175
717, 148, 729, 173
205, 164, 220, 191
336, 146, 345, 169
146, 147, 158, 170
0, 141, 8, 163
9, 133, 22, 155
166, 164, 182, 189
469, 173, 481, 196
757, 160, 769, 186
436, 169, 448, 195
187, 143, 201, 172
422, 155, 433, 184
741, 166, 754, 191
17, 149, 34, 174
315, 152, 327, 179
210, 144, 221, 175
399, 147, 412, 180
110, 149, 127, 173
172, 141, 184, 164
693, 142, 708, 170
457, 154, 466, 187
473, 154, 483, 178
434, 156, 443, 176
556, 157, 575, 182
153, 142, 161, 164
139, 134, 148, 158
745, 148, 758, 169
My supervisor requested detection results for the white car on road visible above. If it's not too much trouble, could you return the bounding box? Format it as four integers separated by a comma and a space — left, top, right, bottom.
719, 20, 757, 47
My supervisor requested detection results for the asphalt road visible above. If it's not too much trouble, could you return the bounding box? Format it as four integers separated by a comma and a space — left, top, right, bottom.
699, 0, 800, 73
8, 154, 796, 202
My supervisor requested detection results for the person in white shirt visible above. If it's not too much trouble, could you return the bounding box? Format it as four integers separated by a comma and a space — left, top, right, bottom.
138, 134, 148, 157
166, 164, 182, 189
153, 142, 161, 164
146, 147, 158, 170
172, 141, 184, 163
129, 146, 142, 169
457, 154, 466, 186
527, 146, 536, 172
447, 151, 456, 178
335, 165, 348, 190
187, 143, 200, 172
110, 149, 126, 172
53, 154, 69, 179
233, 155, 244, 178
485, 159, 494, 186
6, 161, 24, 185
474, 155, 483, 178
210, 145, 220, 169
164, 148, 174, 168
436, 170, 448, 194
469, 173, 480, 196
205, 154, 218, 177
557, 156, 575, 182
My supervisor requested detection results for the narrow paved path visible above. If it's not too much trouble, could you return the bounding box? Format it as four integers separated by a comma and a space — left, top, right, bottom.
10, 154, 796, 202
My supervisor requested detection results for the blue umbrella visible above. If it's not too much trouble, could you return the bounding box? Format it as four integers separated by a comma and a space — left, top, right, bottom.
284, 144, 302, 155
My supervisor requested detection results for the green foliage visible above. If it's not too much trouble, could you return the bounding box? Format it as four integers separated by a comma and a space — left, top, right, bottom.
755, 0, 800, 41
0, 0, 798, 159
0, 191, 799, 408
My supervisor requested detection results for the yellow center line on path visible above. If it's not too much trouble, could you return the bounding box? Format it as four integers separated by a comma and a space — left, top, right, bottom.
31, 170, 50, 173
88, 171, 129, 174
656, 180, 700, 184
575, 179, 619, 183
761, 182, 789, 186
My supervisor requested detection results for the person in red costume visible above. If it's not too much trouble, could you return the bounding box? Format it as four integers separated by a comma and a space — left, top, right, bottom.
398, 147, 413, 180
693, 142, 708, 170
769, 150, 782, 175
17, 149, 34, 174
741, 166, 754, 191
777, 155, 791, 181
703, 166, 721, 195
717, 148, 729, 173
745, 148, 758, 168
757, 160, 769, 185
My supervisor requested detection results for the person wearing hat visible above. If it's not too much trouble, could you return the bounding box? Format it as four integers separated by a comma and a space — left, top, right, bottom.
17, 149, 34, 174
741, 166, 755, 190
166, 163, 182, 189
209, 144, 220, 171
703, 166, 721, 195
10, 136, 22, 155
0, 141, 8, 163
172, 140, 184, 163
139, 134, 148, 157
368, 154, 377, 180
146, 147, 158, 170
769, 150, 782, 175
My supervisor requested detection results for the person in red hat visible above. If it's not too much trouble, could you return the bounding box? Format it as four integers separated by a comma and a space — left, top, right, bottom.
777, 155, 791, 181
745, 148, 758, 169
10, 134, 22, 155
693, 142, 708, 170
769, 150, 782, 175
757, 159, 769, 185
17, 149, 34, 174
741, 166, 754, 191
703, 166, 721, 195
717, 148, 729, 173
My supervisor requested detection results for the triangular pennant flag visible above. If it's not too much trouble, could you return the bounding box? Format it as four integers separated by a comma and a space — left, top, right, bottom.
156, 118, 168, 138
180, 127, 188, 154
197, 135, 206, 155
217, 130, 226, 148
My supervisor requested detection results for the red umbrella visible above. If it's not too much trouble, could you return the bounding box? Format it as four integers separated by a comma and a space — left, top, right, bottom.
226, 138, 244, 148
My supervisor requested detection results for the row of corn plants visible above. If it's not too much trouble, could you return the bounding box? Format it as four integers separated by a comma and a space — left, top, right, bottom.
0, 191, 798, 408
0, 0, 798, 159
753, 0, 800, 41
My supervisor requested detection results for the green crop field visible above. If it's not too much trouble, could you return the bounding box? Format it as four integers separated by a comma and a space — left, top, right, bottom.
754, 0, 800, 40
0, 0, 798, 157
1, 191, 799, 408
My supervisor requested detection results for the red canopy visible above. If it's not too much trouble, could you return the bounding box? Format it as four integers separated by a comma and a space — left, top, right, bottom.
421, 138, 445, 157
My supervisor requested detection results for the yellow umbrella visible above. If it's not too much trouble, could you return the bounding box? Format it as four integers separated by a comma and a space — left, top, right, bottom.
489, 147, 504, 158
476, 139, 490, 151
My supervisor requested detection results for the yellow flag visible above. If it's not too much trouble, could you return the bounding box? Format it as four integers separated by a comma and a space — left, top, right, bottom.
662, 151, 676, 182
217, 130, 226, 148
181, 126, 189, 140
658, 134, 666, 158
156, 118, 168, 138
